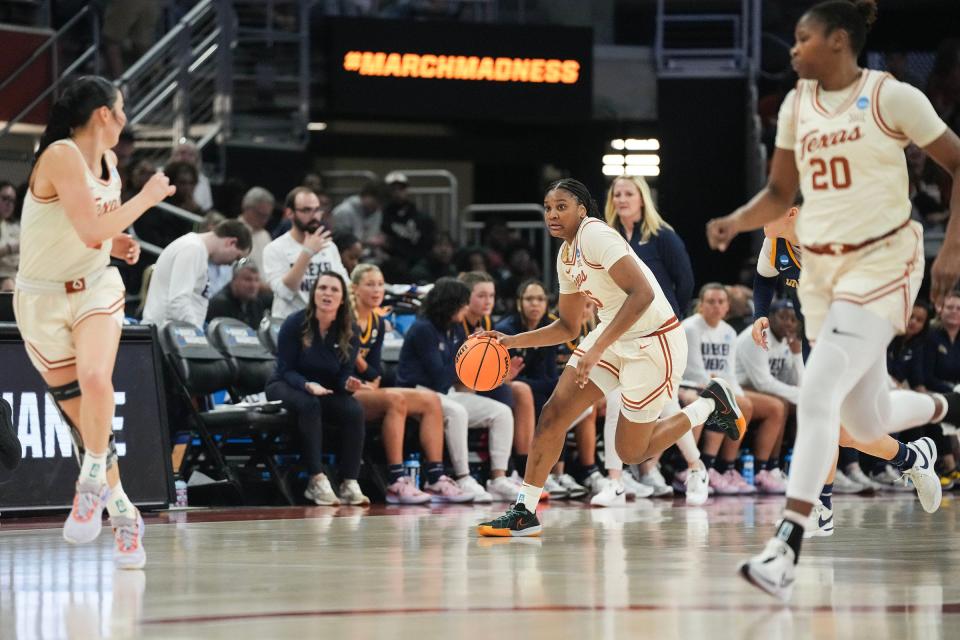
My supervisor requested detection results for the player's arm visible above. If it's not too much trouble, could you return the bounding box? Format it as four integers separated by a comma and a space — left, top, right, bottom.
707, 148, 800, 251
41, 146, 173, 247
485, 292, 586, 350
923, 128, 960, 308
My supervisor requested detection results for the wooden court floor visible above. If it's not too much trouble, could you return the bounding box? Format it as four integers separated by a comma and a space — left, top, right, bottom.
1, 493, 957, 639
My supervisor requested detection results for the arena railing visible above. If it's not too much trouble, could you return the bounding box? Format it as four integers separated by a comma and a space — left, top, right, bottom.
462, 203, 553, 291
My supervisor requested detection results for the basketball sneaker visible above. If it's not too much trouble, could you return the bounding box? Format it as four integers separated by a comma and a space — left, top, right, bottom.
685, 462, 709, 506
111, 511, 146, 570
487, 475, 521, 501
584, 470, 606, 495
803, 501, 834, 538
754, 469, 787, 494
305, 473, 340, 506
386, 475, 432, 504
621, 470, 655, 498
700, 379, 747, 440
423, 475, 473, 503
738, 537, 796, 602
339, 480, 370, 506
871, 464, 914, 492
63, 480, 109, 544
903, 437, 941, 513
590, 477, 627, 507
707, 468, 739, 495
637, 465, 674, 497
476, 503, 542, 537
832, 469, 864, 494
457, 474, 493, 503
724, 469, 757, 494
844, 464, 884, 492
544, 474, 568, 499
557, 473, 588, 499
0, 398, 21, 470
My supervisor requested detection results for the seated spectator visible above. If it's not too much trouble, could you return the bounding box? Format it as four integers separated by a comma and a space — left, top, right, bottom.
263, 187, 348, 320
454, 246, 489, 274
725, 284, 754, 333
200, 211, 233, 298
335, 232, 363, 276
0, 181, 20, 282
923, 292, 960, 393
168, 141, 214, 211
265, 271, 370, 506
272, 189, 331, 240
381, 172, 435, 269
122, 158, 156, 204
681, 284, 785, 496
459, 271, 535, 484
409, 232, 457, 284
238, 186, 276, 272
141, 220, 251, 327
332, 179, 385, 248
351, 264, 469, 503
133, 161, 199, 250
205, 261, 272, 329
888, 301, 931, 390
395, 277, 514, 502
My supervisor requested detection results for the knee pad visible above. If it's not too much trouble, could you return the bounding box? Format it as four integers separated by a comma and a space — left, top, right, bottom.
48, 380, 118, 470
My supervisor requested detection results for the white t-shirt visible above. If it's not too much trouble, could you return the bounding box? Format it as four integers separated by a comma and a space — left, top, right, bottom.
775, 70, 947, 245
142, 233, 210, 327
262, 231, 349, 320
681, 314, 744, 394
557, 217, 675, 338
735, 326, 804, 404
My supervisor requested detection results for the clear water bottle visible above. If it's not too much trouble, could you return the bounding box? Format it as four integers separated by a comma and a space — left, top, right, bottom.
404, 453, 421, 488
175, 480, 188, 508
742, 451, 755, 485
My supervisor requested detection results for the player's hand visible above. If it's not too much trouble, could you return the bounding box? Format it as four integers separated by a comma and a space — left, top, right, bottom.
575, 347, 601, 389
478, 330, 516, 349
303, 228, 332, 255
110, 233, 141, 265
141, 171, 176, 205
505, 356, 525, 381
706, 215, 741, 252
751, 317, 770, 350
930, 244, 960, 311
305, 382, 332, 396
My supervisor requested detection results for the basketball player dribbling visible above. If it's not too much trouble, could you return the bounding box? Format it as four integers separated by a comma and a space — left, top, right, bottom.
16, 76, 174, 568
476, 179, 746, 537
707, 1, 960, 600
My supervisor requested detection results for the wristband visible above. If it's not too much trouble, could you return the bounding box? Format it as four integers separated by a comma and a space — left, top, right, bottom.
301, 245, 318, 258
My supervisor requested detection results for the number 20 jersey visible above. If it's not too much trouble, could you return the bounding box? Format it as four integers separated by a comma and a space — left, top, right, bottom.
776, 69, 946, 247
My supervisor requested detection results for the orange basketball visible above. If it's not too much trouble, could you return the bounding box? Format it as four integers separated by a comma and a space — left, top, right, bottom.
455, 336, 510, 391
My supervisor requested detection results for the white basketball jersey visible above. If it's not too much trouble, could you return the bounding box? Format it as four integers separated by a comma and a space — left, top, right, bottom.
792, 70, 917, 246
19, 139, 121, 282
557, 217, 676, 337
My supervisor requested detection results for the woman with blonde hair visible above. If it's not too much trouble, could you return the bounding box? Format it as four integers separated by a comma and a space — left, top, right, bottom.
351, 263, 471, 503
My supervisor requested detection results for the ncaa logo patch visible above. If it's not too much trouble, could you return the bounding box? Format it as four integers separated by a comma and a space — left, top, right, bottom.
856, 96, 869, 110
779, 255, 789, 266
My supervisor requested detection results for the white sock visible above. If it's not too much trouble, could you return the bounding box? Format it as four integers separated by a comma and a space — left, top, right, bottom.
106, 484, 136, 519
676, 429, 701, 463
681, 397, 715, 427
79, 451, 107, 486
515, 482, 542, 512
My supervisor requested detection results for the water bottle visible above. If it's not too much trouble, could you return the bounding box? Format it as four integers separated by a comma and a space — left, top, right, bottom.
175, 480, 188, 508
741, 451, 755, 485
404, 453, 421, 488
784, 449, 793, 476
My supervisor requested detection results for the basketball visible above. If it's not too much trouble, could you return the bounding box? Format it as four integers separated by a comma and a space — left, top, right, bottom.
455, 336, 510, 391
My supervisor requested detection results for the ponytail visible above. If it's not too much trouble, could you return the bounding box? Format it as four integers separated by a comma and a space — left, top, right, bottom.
544, 178, 600, 220
35, 75, 118, 162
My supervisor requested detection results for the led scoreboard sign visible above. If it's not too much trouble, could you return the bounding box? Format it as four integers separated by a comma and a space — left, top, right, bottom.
325, 18, 592, 121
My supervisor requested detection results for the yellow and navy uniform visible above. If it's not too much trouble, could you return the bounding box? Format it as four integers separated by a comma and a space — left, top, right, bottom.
356, 310, 386, 382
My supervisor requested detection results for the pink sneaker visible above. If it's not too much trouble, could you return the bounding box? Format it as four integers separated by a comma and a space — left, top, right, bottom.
424, 475, 474, 503
724, 469, 757, 494
386, 476, 432, 504
754, 469, 787, 494
707, 468, 739, 495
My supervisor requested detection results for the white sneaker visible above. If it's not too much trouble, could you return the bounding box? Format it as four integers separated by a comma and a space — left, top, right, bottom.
590, 478, 627, 507
544, 474, 568, 499
637, 465, 674, 497
903, 437, 941, 514
304, 473, 340, 506
111, 511, 146, 570
63, 480, 109, 544
621, 471, 654, 498
803, 502, 834, 538
832, 469, 865, 494
338, 479, 370, 506
584, 470, 606, 495
457, 474, 493, 503
871, 464, 914, 492
685, 462, 709, 506
487, 475, 521, 501
738, 536, 796, 602
557, 473, 588, 499
844, 464, 884, 492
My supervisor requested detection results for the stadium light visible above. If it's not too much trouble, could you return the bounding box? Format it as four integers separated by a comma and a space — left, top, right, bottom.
307, 122, 328, 131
